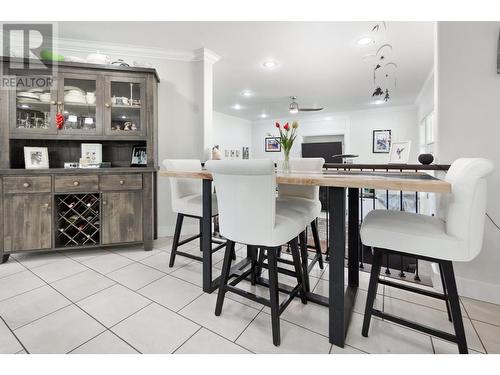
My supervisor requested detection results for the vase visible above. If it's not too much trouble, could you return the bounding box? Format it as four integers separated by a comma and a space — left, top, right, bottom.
282, 149, 291, 174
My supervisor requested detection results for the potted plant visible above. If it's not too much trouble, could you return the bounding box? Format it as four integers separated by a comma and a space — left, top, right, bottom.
272, 121, 298, 174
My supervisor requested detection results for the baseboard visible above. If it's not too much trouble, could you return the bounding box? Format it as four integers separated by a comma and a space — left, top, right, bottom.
157, 223, 199, 238
455, 275, 500, 305
431, 263, 500, 304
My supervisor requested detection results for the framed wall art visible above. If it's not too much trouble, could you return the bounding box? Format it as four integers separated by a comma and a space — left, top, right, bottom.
372, 129, 391, 153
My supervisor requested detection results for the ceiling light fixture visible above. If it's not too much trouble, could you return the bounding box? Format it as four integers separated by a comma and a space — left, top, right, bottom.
372, 99, 385, 105
260, 113, 268, 118
241, 89, 254, 97
262, 59, 278, 69
232, 104, 242, 110
357, 36, 373, 45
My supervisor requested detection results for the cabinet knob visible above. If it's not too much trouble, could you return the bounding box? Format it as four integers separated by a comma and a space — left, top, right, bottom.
73, 181, 80, 187
102, 201, 107, 206
57, 101, 62, 106
105, 103, 111, 108
119, 180, 125, 185
43, 203, 49, 209
23, 182, 30, 188
50, 100, 56, 105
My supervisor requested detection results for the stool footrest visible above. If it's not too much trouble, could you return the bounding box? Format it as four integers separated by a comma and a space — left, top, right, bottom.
177, 233, 201, 247
378, 278, 447, 300
371, 309, 458, 343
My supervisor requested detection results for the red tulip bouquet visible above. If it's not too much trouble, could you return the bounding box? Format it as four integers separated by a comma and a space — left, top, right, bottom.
272, 121, 299, 173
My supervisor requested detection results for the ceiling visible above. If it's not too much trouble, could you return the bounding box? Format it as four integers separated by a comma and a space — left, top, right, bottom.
58, 21, 434, 120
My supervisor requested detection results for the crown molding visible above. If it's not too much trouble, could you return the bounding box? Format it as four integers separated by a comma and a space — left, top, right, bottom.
193, 47, 221, 64
55, 37, 197, 62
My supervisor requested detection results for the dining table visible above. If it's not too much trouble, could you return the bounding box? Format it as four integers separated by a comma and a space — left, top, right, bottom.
159, 168, 451, 348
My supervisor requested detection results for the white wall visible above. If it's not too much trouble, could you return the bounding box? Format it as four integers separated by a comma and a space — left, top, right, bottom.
251, 105, 419, 164
213, 111, 252, 158
436, 22, 500, 303
416, 70, 435, 123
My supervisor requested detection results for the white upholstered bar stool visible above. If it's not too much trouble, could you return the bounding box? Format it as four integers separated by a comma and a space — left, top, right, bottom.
276, 157, 325, 290
360, 158, 494, 354
163, 159, 223, 267
206, 159, 308, 346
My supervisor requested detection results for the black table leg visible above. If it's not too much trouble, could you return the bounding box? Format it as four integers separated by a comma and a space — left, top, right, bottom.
202, 179, 213, 293
348, 188, 360, 288
329, 186, 346, 346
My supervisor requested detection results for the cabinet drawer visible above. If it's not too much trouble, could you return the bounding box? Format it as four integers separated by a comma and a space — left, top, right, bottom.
55, 175, 99, 192
100, 174, 143, 191
3, 176, 52, 194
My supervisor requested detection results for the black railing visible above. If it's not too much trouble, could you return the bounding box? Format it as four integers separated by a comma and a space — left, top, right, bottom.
322, 163, 450, 285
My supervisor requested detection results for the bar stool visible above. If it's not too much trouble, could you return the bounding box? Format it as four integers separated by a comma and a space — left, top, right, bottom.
206, 159, 308, 346
360, 158, 494, 354
163, 159, 225, 267
276, 157, 325, 291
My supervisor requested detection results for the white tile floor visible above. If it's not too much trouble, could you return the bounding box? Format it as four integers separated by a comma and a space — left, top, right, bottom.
1, 236, 499, 354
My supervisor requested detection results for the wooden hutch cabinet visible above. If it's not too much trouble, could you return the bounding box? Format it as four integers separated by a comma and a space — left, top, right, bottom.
0, 58, 159, 263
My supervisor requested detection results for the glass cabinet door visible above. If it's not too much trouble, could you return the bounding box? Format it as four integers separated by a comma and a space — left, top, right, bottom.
11, 74, 58, 135
104, 76, 146, 137
58, 73, 102, 135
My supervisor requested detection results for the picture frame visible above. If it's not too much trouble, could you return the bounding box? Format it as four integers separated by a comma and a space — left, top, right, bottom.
131, 146, 147, 167
242, 146, 250, 160
388, 140, 412, 164
81, 143, 102, 164
24, 147, 49, 169
372, 129, 391, 153
265, 137, 281, 152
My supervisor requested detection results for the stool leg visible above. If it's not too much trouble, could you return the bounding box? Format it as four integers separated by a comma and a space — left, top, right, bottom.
169, 214, 184, 268
256, 247, 264, 277
250, 246, 257, 285
299, 231, 311, 292
362, 247, 382, 337
215, 240, 235, 316
441, 260, 468, 354
439, 263, 453, 322
290, 238, 307, 304
199, 218, 203, 252
310, 219, 324, 269
268, 246, 281, 346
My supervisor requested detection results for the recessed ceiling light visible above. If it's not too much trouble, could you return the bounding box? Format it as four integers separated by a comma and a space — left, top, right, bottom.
260, 113, 268, 118
262, 59, 278, 69
121, 115, 127, 119
232, 104, 242, 110
357, 37, 373, 46
372, 99, 385, 105
21, 104, 29, 109
241, 89, 254, 97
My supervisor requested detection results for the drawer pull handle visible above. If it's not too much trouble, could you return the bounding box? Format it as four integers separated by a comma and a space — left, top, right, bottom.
23, 182, 30, 188
119, 180, 125, 185
73, 181, 80, 187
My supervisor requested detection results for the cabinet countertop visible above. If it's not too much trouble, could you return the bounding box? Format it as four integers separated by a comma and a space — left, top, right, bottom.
0, 167, 159, 176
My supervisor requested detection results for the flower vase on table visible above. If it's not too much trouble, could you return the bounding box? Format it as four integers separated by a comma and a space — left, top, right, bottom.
272, 121, 298, 174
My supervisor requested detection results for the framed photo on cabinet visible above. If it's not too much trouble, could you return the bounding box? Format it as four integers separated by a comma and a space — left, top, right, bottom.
24, 147, 49, 169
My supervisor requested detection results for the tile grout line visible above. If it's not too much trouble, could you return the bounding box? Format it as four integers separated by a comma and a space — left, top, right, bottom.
171, 326, 203, 354
66, 328, 141, 354
0, 315, 30, 354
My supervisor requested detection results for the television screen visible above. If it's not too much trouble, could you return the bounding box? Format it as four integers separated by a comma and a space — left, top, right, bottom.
301, 142, 343, 164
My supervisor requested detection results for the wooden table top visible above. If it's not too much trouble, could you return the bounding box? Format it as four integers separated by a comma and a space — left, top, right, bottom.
160, 169, 451, 193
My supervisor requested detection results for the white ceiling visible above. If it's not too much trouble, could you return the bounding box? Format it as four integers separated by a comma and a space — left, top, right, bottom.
58, 21, 434, 120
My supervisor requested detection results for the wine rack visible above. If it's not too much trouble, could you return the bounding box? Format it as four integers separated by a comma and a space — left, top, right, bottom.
56, 193, 100, 248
